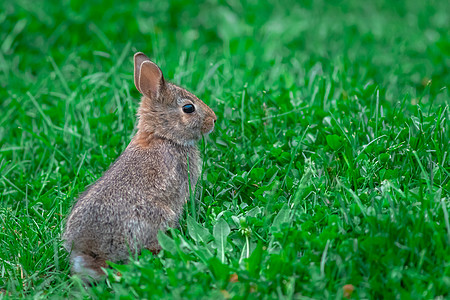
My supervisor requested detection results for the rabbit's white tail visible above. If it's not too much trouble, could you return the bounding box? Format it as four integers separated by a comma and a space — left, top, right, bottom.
71, 253, 106, 281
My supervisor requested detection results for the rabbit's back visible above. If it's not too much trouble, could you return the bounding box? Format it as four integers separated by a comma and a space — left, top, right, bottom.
63, 138, 199, 262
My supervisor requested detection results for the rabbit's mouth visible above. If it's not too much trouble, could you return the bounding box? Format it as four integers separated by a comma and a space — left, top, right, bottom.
201, 119, 215, 135
202, 125, 215, 135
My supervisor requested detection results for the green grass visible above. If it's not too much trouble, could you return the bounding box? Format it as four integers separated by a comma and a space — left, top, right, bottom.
1, 0, 449, 298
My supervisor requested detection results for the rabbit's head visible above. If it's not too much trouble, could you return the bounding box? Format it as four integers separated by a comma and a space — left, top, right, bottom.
133, 52, 217, 146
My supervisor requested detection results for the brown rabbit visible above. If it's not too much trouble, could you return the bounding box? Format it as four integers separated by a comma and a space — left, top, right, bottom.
63, 52, 217, 280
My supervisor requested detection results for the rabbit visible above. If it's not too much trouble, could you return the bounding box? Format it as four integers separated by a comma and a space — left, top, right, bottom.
63, 52, 217, 280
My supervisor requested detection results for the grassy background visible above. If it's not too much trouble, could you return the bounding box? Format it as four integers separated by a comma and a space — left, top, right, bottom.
1, 0, 449, 298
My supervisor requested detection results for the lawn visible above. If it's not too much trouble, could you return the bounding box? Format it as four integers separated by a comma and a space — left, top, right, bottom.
1, 0, 449, 298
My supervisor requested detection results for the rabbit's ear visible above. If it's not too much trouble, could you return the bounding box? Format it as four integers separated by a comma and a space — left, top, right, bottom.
134, 52, 149, 93
134, 53, 165, 98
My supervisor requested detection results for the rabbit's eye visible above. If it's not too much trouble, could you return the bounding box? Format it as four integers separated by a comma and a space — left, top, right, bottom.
182, 104, 195, 113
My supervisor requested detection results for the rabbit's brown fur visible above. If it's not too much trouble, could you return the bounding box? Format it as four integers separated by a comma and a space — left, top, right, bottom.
63, 52, 216, 280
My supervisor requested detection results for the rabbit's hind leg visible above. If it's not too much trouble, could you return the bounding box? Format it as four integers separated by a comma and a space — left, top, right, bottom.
145, 242, 161, 255
70, 252, 107, 281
